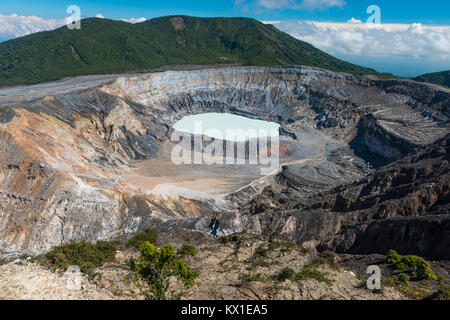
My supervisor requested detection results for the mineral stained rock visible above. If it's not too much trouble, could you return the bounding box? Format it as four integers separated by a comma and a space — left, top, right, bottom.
0, 66, 448, 257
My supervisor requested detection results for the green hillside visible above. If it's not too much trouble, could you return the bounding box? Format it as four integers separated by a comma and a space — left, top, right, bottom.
414, 70, 450, 88
0, 16, 389, 87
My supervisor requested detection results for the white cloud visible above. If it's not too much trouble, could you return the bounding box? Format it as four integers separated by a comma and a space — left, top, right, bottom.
235, 0, 345, 11
0, 13, 65, 41
347, 17, 362, 24
269, 20, 450, 61
267, 20, 450, 76
0, 14, 148, 42
121, 17, 146, 24
95, 14, 105, 19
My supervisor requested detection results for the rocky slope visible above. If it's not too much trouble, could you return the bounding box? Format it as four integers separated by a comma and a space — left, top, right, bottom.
234, 135, 450, 260
0, 260, 115, 300
0, 231, 412, 300
0, 66, 448, 258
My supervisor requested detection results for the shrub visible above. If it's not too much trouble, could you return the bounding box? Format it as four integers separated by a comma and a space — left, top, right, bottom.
250, 258, 271, 270
398, 273, 410, 285
135, 242, 198, 300
219, 234, 237, 245
254, 245, 268, 258
278, 268, 295, 281
178, 245, 197, 257
436, 286, 450, 300
384, 277, 396, 287
127, 229, 158, 249
268, 241, 295, 252
426, 286, 450, 300
295, 268, 332, 284
239, 273, 266, 284
387, 250, 437, 281
125, 257, 136, 271
46, 241, 116, 274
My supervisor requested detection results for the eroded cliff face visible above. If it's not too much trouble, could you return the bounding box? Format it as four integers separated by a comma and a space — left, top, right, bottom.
0, 87, 210, 255
229, 135, 449, 259
0, 66, 448, 257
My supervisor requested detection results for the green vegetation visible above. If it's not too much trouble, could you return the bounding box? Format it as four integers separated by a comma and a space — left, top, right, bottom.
0, 16, 392, 87
135, 242, 198, 300
426, 286, 450, 300
381, 252, 447, 300
278, 267, 296, 281
387, 250, 437, 281
414, 70, 450, 88
125, 257, 136, 271
295, 268, 332, 284
384, 277, 396, 287
219, 234, 238, 245
276, 267, 331, 284
239, 272, 268, 284
268, 240, 296, 253
45, 241, 116, 274
127, 229, 158, 249
178, 245, 197, 257
398, 273, 410, 285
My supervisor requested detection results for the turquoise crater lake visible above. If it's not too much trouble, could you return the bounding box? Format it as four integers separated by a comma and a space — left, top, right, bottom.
173, 113, 280, 142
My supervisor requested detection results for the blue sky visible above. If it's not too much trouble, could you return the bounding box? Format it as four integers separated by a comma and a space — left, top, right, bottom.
0, 0, 449, 76
1, 0, 449, 25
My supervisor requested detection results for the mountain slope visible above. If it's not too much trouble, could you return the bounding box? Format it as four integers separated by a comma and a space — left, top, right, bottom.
0, 16, 386, 87
414, 70, 450, 88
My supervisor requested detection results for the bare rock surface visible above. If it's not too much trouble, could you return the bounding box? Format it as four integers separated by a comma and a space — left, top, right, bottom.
0, 261, 115, 300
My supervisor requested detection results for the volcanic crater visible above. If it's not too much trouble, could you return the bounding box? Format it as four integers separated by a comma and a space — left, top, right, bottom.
0, 66, 448, 258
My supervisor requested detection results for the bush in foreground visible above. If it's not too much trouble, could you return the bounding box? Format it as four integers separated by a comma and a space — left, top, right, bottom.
135, 242, 198, 300
387, 250, 437, 281
46, 241, 116, 274
398, 273, 410, 285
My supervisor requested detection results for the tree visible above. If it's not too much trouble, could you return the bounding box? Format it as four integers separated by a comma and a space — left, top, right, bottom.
135, 242, 198, 300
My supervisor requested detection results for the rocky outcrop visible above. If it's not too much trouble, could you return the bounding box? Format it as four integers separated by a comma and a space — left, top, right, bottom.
229, 135, 449, 259
0, 66, 448, 257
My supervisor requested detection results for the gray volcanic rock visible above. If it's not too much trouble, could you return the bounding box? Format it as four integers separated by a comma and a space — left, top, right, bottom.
230, 135, 449, 260
0, 66, 448, 257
